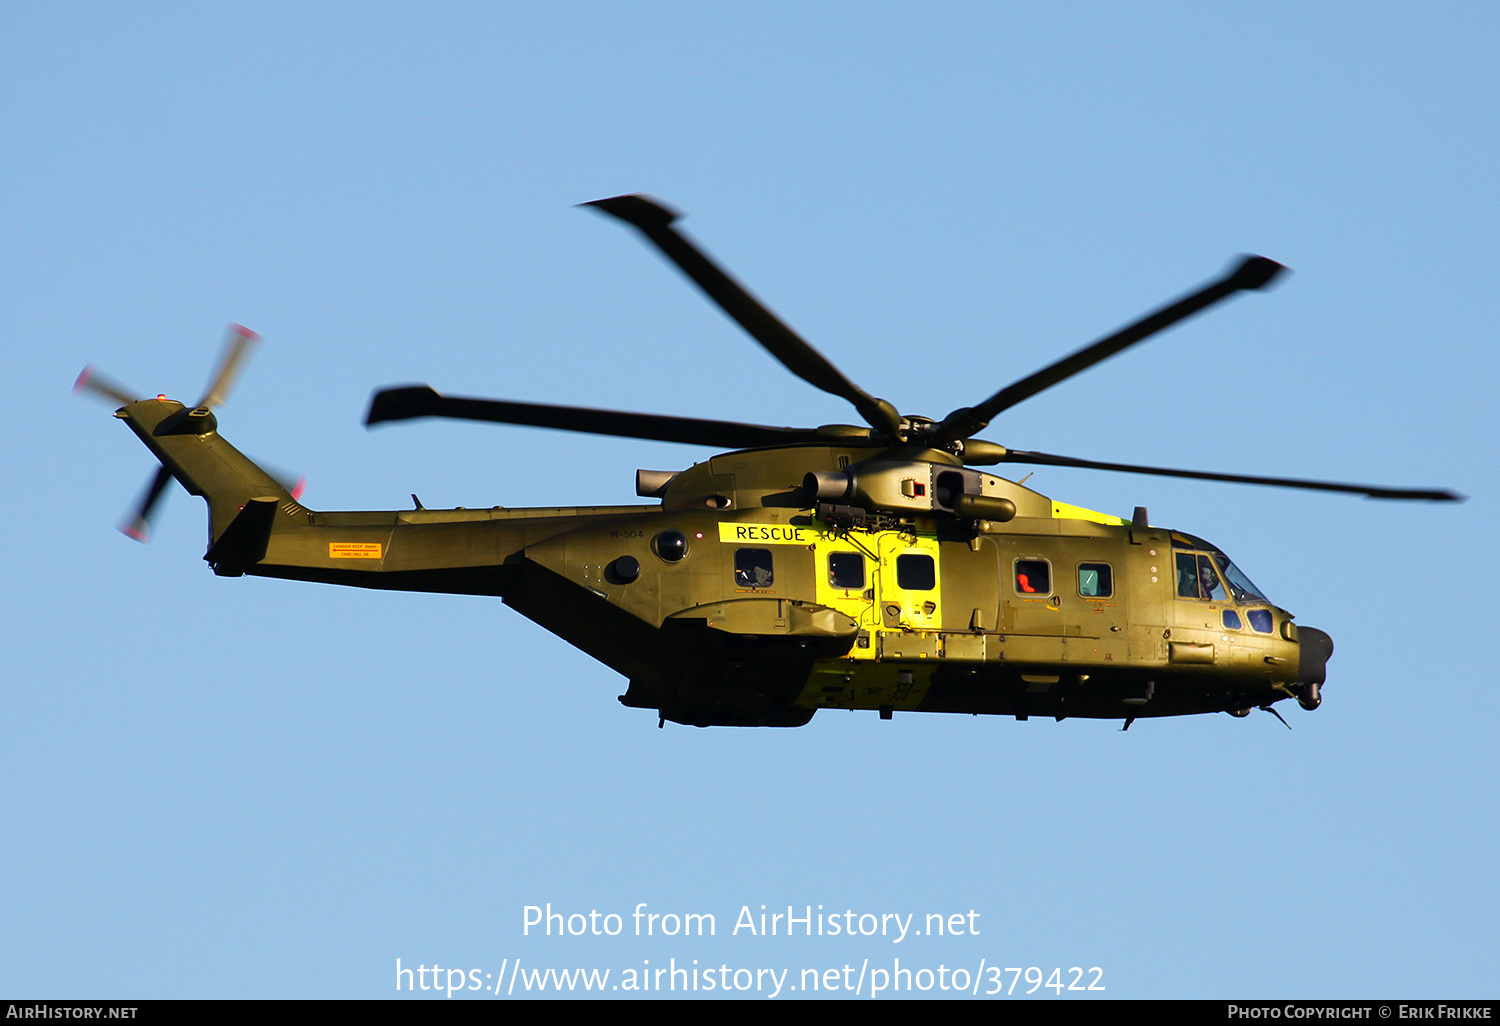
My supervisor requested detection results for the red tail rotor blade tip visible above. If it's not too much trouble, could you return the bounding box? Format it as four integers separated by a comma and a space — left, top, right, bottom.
231, 324, 260, 341
119, 523, 149, 542
291, 477, 306, 501
73, 366, 94, 393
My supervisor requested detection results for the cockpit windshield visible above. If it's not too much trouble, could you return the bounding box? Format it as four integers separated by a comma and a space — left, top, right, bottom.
1211, 553, 1268, 603
1171, 532, 1270, 603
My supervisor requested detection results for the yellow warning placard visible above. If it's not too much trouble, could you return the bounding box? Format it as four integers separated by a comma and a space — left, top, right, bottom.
328, 542, 383, 559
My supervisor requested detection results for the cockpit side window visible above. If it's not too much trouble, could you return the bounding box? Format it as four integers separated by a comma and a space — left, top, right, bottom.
1175, 553, 1198, 598
1174, 534, 1271, 604
1198, 556, 1227, 602
1176, 552, 1226, 601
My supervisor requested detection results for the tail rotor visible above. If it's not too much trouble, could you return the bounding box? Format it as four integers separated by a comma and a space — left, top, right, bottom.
77, 325, 263, 541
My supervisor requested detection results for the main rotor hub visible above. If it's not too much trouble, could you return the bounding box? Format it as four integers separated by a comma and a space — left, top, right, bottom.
898, 415, 935, 445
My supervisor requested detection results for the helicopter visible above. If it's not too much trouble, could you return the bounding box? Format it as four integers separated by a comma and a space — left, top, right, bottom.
78, 194, 1461, 728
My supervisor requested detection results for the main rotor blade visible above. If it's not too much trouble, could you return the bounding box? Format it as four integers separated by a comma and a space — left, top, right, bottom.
933, 256, 1287, 443
582, 195, 902, 438
998, 448, 1464, 501
365, 384, 832, 449
120, 466, 174, 542
196, 324, 260, 410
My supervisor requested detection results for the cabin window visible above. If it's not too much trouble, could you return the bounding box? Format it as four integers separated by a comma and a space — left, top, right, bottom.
1015, 559, 1051, 595
734, 548, 774, 588
1176, 552, 1227, 601
1222, 609, 1243, 631
1078, 562, 1113, 597
828, 551, 865, 590
1247, 609, 1274, 634
896, 553, 935, 591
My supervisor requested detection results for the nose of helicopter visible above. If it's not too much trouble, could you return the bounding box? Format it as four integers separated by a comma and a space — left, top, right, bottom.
1298, 626, 1334, 686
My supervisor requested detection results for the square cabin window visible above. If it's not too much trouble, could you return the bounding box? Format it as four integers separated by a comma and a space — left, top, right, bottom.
896, 553, 935, 591
1015, 559, 1050, 595
828, 551, 865, 590
1078, 562, 1113, 598
734, 548, 774, 588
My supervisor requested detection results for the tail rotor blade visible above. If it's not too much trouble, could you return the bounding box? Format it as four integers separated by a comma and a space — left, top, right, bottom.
119, 466, 174, 542
257, 459, 306, 501
74, 366, 139, 407
196, 324, 260, 410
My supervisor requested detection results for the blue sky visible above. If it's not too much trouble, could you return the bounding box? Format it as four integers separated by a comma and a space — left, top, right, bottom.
3, 2, 1495, 999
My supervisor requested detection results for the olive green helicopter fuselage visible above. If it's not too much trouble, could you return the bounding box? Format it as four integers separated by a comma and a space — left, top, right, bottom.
86, 194, 1455, 729
110, 394, 1329, 728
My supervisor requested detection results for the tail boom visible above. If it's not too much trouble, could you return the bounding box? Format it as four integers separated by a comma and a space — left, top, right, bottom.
113, 396, 659, 596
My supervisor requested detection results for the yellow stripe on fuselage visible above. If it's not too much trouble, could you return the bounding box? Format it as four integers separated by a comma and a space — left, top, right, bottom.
1051, 501, 1128, 525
